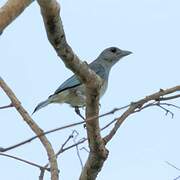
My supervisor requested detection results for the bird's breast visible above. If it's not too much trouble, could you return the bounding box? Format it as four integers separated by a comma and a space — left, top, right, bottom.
100, 80, 108, 98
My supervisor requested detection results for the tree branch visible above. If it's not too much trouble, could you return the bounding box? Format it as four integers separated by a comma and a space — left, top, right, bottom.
1, 91, 180, 153
0, 103, 13, 109
0, 119, 86, 152
0, 152, 50, 171
166, 161, 180, 171
39, 132, 74, 180
2, 1, 180, 179
36, 0, 101, 86
103, 86, 180, 144
36, 1, 106, 179
158, 94, 180, 101
1, 79, 180, 179
0, 77, 59, 180
0, 0, 33, 34
72, 130, 84, 169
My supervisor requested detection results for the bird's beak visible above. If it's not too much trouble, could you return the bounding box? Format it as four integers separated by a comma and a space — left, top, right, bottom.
121, 50, 133, 57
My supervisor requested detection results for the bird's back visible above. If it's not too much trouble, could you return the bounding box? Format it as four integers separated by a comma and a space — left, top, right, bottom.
52, 60, 109, 96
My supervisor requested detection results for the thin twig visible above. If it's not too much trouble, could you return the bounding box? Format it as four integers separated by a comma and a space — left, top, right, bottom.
56, 133, 74, 157
39, 132, 88, 179
80, 147, 89, 153
158, 94, 180, 101
0, 120, 85, 152
101, 118, 117, 131
54, 120, 117, 155
52, 115, 119, 156
39, 132, 75, 179
166, 161, 180, 180
73, 130, 83, 169
134, 101, 175, 118
0, 152, 50, 171
1, 96, 180, 153
98, 105, 130, 119
157, 104, 174, 118
159, 102, 180, 110
166, 161, 180, 171
0, 105, 129, 152
104, 86, 180, 144
59, 138, 87, 154
0, 103, 13, 109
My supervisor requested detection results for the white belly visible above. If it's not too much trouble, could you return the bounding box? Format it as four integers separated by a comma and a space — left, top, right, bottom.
51, 81, 108, 107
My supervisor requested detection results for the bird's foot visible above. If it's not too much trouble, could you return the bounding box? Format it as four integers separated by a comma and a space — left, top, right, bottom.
74, 106, 85, 120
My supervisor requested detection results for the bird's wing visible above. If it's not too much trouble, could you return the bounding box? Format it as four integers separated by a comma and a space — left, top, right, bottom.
53, 63, 106, 95
54, 75, 81, 95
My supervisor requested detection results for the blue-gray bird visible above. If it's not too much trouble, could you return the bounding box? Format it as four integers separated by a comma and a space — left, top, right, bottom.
33, 47, 132, 114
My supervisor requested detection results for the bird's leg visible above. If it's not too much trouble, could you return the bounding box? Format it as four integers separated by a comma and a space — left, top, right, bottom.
74, 106, 85, 120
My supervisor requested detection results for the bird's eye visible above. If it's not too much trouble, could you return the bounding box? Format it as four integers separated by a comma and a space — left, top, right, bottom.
110, 47, 117, 53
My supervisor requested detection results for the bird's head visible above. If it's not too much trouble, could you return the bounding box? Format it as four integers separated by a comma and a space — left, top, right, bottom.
99, 47, 132, 67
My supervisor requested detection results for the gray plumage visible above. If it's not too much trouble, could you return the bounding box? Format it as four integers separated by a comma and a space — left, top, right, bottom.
33, 47, 132, 114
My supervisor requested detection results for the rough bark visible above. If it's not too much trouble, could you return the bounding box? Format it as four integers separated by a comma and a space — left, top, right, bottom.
36, 1, 107, 179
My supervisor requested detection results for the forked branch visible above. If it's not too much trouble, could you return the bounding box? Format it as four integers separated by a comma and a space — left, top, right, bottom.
36, 1, 106, 179
104, 86, 180, 144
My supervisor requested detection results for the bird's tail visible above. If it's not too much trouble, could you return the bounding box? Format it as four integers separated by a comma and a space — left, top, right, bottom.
32, 99, 50, 114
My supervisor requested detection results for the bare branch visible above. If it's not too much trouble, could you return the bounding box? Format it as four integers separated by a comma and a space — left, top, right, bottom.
0, 103, 13, 109
134, 102, 174, 118
0, 120, 85, 152
35, 1, 106, 178
39, 168, 46, 180
99, 105, 130, 117
166, 161, 180, 180
101, 118, 117, 131
166, 161, 180, 171
39, 131, 76, 179
159, 102, 180, 110
135, 101, 180, 118
73, 130, 84, 169
158, 94, 180, 101
0, 152, 50, 171
1, 73, 179, 180
59, 138, 87, 154
156, 104, 174, 118
80, 84, 108, 180
0, 105, 127, 152
1, 91, 180, 153
80, 147, 90, 153
1, 0, 180, 179
53, 115, 119, 155
174, 176, 180, 180
0, 0, 33, 34
55, 133, 74, 156
36, 0, 101, 86
38, 126, 112, 179
0, 77, 59, 180
104, 86, 180, 144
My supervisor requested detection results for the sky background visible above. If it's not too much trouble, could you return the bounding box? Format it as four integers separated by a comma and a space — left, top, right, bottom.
0, 0, 180, 179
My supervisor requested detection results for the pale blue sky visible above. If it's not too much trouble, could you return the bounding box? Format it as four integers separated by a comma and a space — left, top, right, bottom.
0, 0, 180, 179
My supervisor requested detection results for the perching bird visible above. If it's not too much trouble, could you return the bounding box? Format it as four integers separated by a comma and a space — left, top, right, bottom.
33, 47, 132, 115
